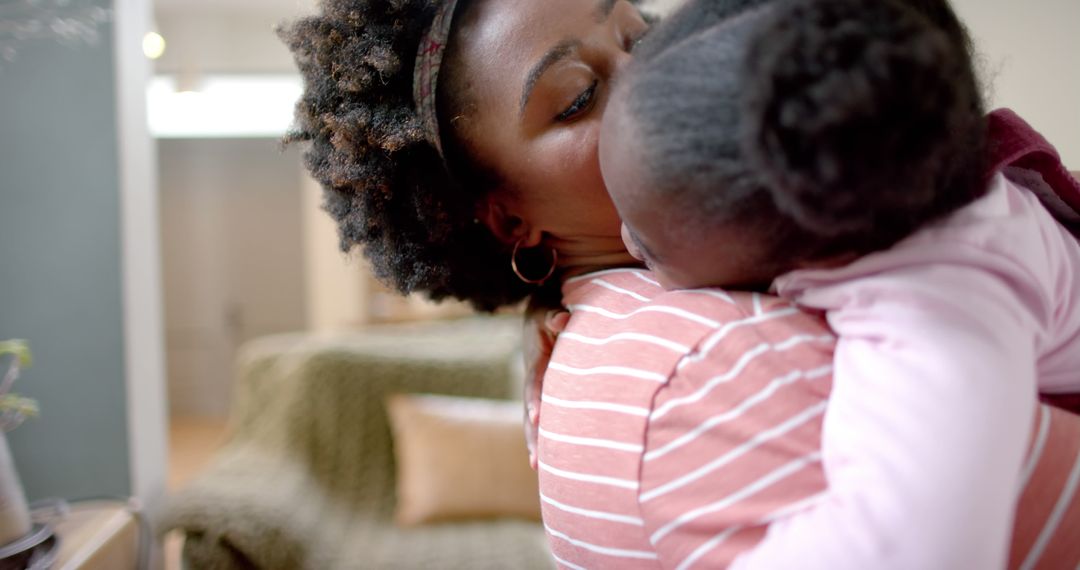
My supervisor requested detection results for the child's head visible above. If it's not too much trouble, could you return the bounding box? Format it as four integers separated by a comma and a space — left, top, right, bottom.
600, 0, 986, 289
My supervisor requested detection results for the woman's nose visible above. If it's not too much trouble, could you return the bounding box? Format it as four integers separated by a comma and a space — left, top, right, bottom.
586, 17, 635, 83
611, 48, 632, 81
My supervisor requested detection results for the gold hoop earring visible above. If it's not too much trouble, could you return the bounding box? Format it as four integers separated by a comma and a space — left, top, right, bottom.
511, 239, 558, 285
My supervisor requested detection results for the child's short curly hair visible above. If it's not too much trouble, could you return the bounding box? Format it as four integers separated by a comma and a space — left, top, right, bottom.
278, 0, 535, 312
620, 0, 987, 262
743, 0, 987, 240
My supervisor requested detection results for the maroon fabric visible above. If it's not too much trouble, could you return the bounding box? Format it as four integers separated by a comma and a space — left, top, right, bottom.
987, 109, 1080, 414
986, 108, 1080, 213
1043, 393, 1080, 414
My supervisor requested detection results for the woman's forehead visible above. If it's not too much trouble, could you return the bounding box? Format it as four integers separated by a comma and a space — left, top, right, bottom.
454, 0, 613, 99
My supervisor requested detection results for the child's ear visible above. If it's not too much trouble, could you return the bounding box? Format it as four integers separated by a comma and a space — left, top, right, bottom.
476, 194, 543, 248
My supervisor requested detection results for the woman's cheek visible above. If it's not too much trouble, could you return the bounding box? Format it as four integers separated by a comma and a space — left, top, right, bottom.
528, 120, 621, 239
567, 122, 618, 213
542, 122, 605, 196
544, 117, 599, 177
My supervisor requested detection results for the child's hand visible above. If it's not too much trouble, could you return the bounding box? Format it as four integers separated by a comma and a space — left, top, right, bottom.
522, 307, 570, 470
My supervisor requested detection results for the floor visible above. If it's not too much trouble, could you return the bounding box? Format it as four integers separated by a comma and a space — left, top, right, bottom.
165, 416, 230, 570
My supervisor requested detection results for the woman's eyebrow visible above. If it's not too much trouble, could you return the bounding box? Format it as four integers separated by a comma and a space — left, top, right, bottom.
519, 39, 580, 115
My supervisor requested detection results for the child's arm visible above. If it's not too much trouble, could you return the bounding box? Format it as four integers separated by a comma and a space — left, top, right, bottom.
732, 262, 1038, 570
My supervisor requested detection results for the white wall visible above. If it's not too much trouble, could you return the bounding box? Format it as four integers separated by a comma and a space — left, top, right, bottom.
152, 0, 317, 75
116, 0, 170, 565
951, 0, 1080, 167
648, 0, 1080, 165
301, 175, 374, 332
159, 139, 308, 417
301, 173, 474, 330
154, 9, 297, 74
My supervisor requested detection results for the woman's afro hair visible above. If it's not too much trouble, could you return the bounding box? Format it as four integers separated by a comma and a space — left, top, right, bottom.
278, 0, 537, 311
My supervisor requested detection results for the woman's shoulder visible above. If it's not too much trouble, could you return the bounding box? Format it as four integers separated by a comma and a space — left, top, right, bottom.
561, 268, 811, 353
563, 268, 761, 320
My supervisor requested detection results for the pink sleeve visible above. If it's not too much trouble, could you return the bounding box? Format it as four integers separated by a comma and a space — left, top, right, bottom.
732, 263, 1039, 570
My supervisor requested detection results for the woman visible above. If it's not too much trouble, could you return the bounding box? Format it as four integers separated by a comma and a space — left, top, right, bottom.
279, 0, 1080, 568
280, 0, 649, 312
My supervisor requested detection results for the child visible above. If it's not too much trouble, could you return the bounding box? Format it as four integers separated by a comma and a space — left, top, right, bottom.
598, 0, 1080, 568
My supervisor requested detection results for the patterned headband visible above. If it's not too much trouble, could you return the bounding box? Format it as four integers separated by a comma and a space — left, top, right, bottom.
413, 0, 461, 159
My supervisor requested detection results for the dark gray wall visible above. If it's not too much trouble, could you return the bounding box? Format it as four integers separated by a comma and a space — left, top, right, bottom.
0, 7, 131, 500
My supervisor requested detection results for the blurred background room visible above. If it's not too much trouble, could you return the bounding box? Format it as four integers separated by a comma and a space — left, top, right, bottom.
0, 0, 1077, 568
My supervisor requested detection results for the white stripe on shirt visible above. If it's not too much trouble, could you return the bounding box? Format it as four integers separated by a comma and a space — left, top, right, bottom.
568, 304, 721, 328
565, 267, 652, 285
592, 278, 652, 302
683, 308, 802, 367
539, 460, 640, 490
650, 452, 824, 544
642, 403, 827, 503
1019, 450, 1080, 570
675, 289, 736, 304
539, 427, 644, 453
1019, 405, 1051, 490
774, 334, 835, 351
551, 552, 589, 570
675, 493, 828, 570
541, 394, 651, 417
545, 525, 660, 560
633, 271, 662, 288
548, 361, 667, 383
559, 331, 690, 353
659, 344, 774, 419
540, 493, 645, 526
645, 369, 816, 462
657, 332, 831, 420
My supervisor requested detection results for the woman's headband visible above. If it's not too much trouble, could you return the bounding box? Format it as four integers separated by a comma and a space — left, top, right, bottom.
413, 0, 461, 159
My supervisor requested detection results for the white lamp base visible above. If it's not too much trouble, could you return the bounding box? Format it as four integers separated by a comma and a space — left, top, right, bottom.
0, 432, 31, 548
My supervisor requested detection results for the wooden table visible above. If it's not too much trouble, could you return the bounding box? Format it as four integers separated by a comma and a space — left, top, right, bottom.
41, 502, 138, 570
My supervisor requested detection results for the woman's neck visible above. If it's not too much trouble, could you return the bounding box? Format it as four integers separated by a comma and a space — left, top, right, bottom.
558, 251, 643, 280
544, 234, 642, 282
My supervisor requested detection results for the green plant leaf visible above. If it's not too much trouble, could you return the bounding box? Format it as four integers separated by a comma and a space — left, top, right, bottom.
0, 340, 32, 368
0, 394, 39, 418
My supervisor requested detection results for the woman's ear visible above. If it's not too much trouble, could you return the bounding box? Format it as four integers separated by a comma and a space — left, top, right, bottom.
476, 194, 543, 247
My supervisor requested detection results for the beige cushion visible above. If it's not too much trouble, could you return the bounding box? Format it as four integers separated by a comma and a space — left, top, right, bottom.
385, 393, 541, 526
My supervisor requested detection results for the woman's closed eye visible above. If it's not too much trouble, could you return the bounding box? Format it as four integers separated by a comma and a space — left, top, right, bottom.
556, 80, 598, 122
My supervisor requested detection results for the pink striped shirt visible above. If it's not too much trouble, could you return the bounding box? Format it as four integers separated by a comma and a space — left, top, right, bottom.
538, 267, 1080, 569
